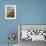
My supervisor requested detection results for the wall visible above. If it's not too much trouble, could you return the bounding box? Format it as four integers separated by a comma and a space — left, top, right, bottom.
0, 0, 17, 44
0, 0, 46, 44
17, 0, 46, 24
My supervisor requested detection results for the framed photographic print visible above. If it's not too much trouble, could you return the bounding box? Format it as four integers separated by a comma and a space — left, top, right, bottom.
18, 24, 46, 42
5, 5, 16, 19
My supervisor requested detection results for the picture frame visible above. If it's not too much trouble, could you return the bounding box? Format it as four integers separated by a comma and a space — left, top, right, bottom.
18, 24, 46, 42
5, 5, 16, 19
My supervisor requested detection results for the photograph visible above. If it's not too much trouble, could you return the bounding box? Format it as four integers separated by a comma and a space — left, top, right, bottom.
18, 24, 46, 46
5, 5, 16, 19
